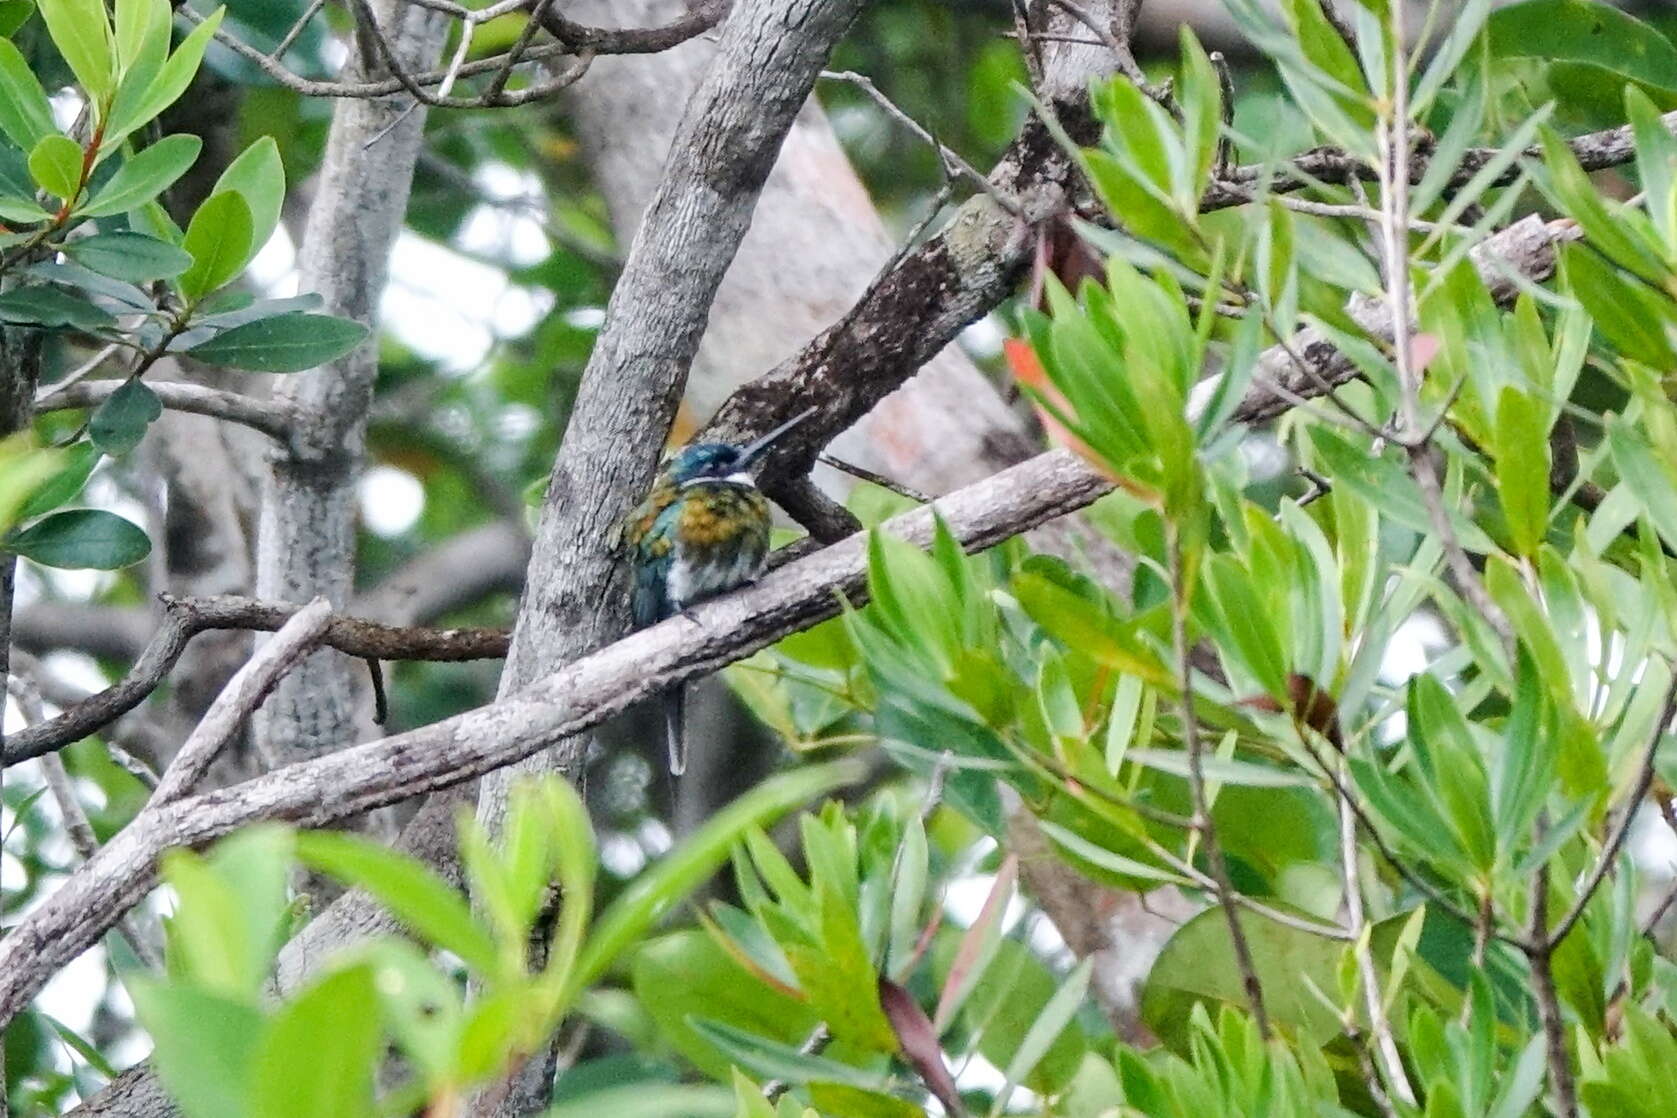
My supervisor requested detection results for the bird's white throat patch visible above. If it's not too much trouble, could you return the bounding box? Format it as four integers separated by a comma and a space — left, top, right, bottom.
681, 472, 757, 490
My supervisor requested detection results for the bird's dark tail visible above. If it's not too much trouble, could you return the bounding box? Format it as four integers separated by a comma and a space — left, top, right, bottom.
663, 685, 686, 776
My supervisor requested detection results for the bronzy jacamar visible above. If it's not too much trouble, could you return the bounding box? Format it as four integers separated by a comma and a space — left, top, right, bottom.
623, 408, 815, 775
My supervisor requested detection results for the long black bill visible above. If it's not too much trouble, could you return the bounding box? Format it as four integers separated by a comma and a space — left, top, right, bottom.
736, 406, 817, 467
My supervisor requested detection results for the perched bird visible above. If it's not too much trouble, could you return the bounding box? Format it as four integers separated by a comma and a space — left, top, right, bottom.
623, 408, 815, 774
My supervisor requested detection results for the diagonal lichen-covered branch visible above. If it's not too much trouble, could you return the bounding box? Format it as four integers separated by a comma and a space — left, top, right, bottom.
0, 448, 1110, 1030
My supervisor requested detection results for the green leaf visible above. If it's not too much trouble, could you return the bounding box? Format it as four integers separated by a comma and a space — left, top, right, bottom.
1123, 748, 1316, 788
1307, 426, 1497, 554
294, 830, 500, 977
1608, 419, 1677, 556
42, 1012, 119, 1078
0, 283, 116, 331
1561, 244, 1677, 368
689, 1018, 885, 1091
80, 133, 201, 217
0, 193, 50, 223
249, 966, 381, 1118
103, 0, 169, 143
179, 190, 253, 301
1489, 0, 1677, 92
570, 760, 864, 1005
633, 930, 819, 1082
128, 979, 263, 1118
37, 0, 114, 101
160, 848, 266, 995
65, 231, 193, 281
210, 136, 283, 265
128, 6, 223, 126
16, 440, 98, 520
934, 932, 1089, 1095
89, 378, 162, 455
186, 313, 369, 372
114, 0, 159, 68
548, 1086, 737, 1118
28, 133, 82, 200
5, 507, 149, 568
0, 39, 54, 150
0, 0, 35, 38
996, 958, 1092, 1110
1493, 387, 1550, 558
1629, 87, 1677, 254
1142, 908, 1345, 1048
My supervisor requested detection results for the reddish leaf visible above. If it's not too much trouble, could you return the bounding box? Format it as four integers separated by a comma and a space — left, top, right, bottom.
933, 853, 1017, 1032
878, 978, 966, 1118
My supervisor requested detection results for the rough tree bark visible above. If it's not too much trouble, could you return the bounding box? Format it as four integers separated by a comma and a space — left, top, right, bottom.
252, 0, 449, 768
565, 0, 1033, 494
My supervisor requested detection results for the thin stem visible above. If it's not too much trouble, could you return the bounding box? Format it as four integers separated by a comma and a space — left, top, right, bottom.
1528, 846, 1580, 1118
1339, 764, 1417, 1105
1545, 669, 1677, 950
1169, 523, 1270, 1038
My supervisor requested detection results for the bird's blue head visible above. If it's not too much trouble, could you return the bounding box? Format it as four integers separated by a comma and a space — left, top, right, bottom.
662, 407, 816, 488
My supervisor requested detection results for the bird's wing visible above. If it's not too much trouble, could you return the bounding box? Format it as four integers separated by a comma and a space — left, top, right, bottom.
630, 498, 685, 627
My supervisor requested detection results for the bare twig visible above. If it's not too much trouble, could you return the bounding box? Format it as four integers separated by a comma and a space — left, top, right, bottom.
817, 454, 932, 503
270, 0, 330, 62
7, 675, 161, 968
151, 598, 335, 804
1543, 669, 1677, 951
34, 378, 300, 442
3, 595, 512, 767
1168, 523, 1269, 1038
1045, 0, 1166, 103
1338, 762, 1417, 1106
1529, 844, 1580, 1118
819, 70, 1019, 214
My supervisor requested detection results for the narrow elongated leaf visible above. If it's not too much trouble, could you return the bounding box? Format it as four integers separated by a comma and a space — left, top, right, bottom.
186, 313, 368, 372
570, 760, 864, 1003
688, 1018, 884, 1091
89, 378, 161, 454
995, 958, 1092, 1111
5, 507, 150, 568
249, 966, 381, 1118
65, 231, 193, 281
1494, 387, 1549, 558
932, 853, 1015, 1032
179, 190, 252, 300
0, 39, 54, 150
16, 441, 98, 520
130, 7, 223, 125
294, 830, 500, 976
877, 978, 962, 1117
1609, 419, 1677, 556
36, 0, 113, 100
0, 0, 34, 39
0, 284, 116, 331
80, 133, 201, 217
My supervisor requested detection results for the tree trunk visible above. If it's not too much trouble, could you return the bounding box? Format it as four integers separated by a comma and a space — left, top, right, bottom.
252, 0, 448, 769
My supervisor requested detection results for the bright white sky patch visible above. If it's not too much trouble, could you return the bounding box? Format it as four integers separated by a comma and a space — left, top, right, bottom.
358, 465, 426, 537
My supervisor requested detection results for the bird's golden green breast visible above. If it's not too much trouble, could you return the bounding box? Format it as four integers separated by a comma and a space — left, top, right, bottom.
677, 485, 769, 547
